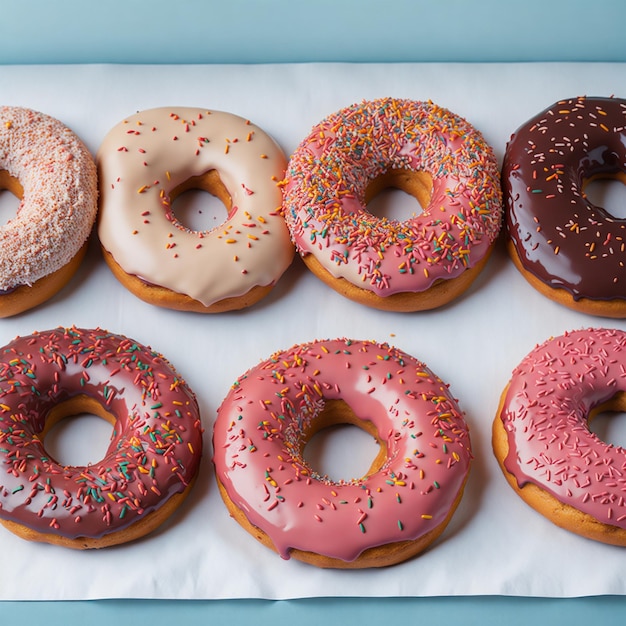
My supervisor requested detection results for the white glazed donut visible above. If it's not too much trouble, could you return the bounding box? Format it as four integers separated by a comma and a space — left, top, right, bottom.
97, 107, 294, 312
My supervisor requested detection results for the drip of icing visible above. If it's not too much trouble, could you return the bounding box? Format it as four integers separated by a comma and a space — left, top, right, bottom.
503, 96, 626, 302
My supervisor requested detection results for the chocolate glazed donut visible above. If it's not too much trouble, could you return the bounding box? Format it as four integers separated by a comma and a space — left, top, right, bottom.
503, 96, 626, 318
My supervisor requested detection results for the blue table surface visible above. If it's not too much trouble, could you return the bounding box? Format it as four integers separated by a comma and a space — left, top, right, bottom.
5, 596, 626, 625
2, 0, 626, 623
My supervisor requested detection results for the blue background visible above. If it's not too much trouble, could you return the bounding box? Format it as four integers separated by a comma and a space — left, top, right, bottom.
2, 0, 626, 623
1, 0, 626, 65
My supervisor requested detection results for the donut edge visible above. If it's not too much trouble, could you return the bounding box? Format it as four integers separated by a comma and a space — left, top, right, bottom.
492, 385, 626, 547
301, 242, 496, 312
101, 247, 275, 313
506, 239, 626, 319
0, 476, 198, 549
0, 241, 89, 318
215, 473, 469, 569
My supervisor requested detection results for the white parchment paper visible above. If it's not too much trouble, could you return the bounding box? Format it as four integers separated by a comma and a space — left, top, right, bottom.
0, 62, 625, 600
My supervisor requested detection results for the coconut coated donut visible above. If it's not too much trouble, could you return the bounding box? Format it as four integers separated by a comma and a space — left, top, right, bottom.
213, 338, 472, 568
503, 96, 626, 318
97, 107, 294, 313
0, 106, 98, 317
282, 98, 502, 312
0, 327, 203, 549
493, 327, 626, 545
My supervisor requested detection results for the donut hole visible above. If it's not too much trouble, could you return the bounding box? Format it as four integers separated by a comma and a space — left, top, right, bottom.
589, 392, 626, 449
169, 169, 232, 231
583, 174, 626, 219
41, 396, 115, 467
0, 170, 22, 225
302, 399, 387, 482
364, 169, 432, 221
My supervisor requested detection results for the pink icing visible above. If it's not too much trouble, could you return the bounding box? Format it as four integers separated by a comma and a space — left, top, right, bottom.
282, 98, 502, 297
212, 338, 471, 562
498, 327, 626, 527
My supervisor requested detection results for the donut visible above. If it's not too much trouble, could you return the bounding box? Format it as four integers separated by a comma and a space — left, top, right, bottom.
281, 98, 502, 312
0, 326, 203, 549
493, 327, 626, 545
0, 106, 98, 317
97, 107, 294, 313
503, 96, 626, 318
213, 338, 472, 568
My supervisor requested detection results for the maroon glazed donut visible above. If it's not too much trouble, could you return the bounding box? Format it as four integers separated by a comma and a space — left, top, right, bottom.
0, 327, 203, 548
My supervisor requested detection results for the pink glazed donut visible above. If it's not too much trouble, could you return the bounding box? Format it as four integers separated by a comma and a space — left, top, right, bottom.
493, 327, 626, 545
282, 98, 502, 311
213, 338, 472, 568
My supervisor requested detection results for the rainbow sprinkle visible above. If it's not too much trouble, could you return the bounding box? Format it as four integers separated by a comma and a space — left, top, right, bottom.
0, 327, 203, 545
282, 98, 502, 297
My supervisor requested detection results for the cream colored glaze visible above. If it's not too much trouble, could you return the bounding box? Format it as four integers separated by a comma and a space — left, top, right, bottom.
97, 107, 294, 306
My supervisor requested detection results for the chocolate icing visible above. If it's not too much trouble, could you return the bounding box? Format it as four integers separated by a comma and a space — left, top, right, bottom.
503, 96, 626, 302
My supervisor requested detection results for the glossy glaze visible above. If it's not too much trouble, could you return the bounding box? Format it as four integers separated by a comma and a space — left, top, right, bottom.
0, 327, 203, 540
98, 107, 293, 306
213, 338, 471, 562
503, 96, 626, 302
497, 328, 626, 527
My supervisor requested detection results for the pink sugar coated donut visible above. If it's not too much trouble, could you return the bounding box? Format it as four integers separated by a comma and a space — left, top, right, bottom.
0, 107, 97, 293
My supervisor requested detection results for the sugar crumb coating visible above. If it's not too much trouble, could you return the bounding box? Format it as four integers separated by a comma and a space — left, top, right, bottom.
0, 106, 98, 291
